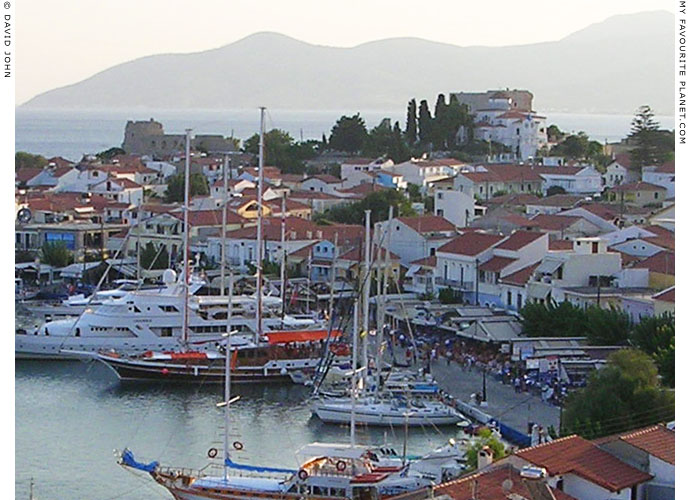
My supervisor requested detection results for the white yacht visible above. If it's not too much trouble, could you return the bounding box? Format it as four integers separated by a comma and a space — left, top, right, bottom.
15, 270, 320, 360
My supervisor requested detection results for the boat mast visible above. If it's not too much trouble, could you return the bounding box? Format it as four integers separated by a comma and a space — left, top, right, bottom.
362, 210, 371, 378
220, 153, 229, 297
376, 206, 393, 393
350, 298, 358, 447
223, 268, 234, 481
374, 224, 384, 399
182, 128, 192, 344
255, 107, 265, 345
280, 192, 286, 320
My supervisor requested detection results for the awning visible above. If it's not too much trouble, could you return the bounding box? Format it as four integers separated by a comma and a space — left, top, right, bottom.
536, 259, 563, 274
59, 261, 102, 278
265, 329, 342, 345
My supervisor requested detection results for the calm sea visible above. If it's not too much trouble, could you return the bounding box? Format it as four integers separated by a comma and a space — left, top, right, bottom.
15, 108, 674, 162
15, 314, 457, 500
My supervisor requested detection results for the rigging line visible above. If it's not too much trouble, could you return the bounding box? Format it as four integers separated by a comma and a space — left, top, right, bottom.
562, 412, 676, 438
561, 405, 676, 434
560, 401, 676, 428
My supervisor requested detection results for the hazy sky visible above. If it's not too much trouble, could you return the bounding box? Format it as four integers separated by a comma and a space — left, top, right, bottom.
17, 0, 673, 105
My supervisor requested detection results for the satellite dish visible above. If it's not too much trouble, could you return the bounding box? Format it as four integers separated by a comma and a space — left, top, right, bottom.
501, 479, 514, 493
17, 208, 32, 223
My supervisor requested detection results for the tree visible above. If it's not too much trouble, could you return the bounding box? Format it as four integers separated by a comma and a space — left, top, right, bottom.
438, 287, 459, 304
547, 125, 565, 143
164, 172, 209, 202
243, 129, 316, 174
430, 94, 449, 149
316, 190, 415, 225
561, 349, 674, 439
96, 147, 126, 161
550, 132, 589, 159
418, 100, 433, 145
519, 301, 588, 338
628, 105, 671, 168
630, 313, 675, 387
404, 99, 418, 145
582, 306, 632, 346
466, 428, 507, 470
364, 119, 410, 163
140, 242, 169, 270
16, 152, 48, 171
329, 114, 368, 154
41, 241, 73, 268
407, 183, 422, 202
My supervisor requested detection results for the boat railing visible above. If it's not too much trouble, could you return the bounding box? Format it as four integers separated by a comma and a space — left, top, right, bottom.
157, 462, 293, 480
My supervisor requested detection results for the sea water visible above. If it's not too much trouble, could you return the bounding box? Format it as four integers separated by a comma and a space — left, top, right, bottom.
15, 108, 674, 162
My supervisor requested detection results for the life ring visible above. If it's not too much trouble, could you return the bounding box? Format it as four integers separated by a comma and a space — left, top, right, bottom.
207, 448, 218, 459
298, 469, 309, 480
233, 441, 244, 451
336, 460, 347, 472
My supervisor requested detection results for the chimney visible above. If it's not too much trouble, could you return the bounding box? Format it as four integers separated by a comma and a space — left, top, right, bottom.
477, 446, 494, 469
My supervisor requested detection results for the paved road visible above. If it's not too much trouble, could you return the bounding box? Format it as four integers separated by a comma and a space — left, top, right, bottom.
430, 358, 560, 434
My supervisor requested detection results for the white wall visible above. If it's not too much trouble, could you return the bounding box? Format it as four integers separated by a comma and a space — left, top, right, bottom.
434, 189, 475, 228
563, 473, 632, 500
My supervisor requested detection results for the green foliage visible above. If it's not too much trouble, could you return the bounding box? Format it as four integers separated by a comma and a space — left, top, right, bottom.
546, 185, 567, 196
96, 147, 126, 161
363, 119, 410, 163
491, 190, 508, 198
16, 152, 48, 171
519, 301, 588, 338
628, 106, 674, 168
418, 100, 433, 145
329, 114, 369, 154
139, 242, 169, 270
581, 306, 632, 346
630, 313, 675, 387
405, 99, 418, 144
316, 190, 415, 224
261, 259, 281, 277
547, 125, 565, 142
243, 129, 317, 174
438, 287, 459, 304
466, 428, 507, 470
164, 173, 209, 202
41, 241, 73, 268
407, 183, 422, 202
561, 349, 674, 439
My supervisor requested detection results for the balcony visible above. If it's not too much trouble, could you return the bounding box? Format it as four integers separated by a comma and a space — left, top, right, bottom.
435, 277, 474, 290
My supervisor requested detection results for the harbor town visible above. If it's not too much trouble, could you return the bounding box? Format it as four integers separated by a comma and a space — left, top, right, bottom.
15, 90, 675, 500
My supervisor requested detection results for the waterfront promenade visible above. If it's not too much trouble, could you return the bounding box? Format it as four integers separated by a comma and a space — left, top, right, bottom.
430, 358, 560, 436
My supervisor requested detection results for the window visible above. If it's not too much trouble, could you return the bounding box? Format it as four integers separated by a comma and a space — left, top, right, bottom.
438, 192, 443, 200
517, 294, 523, 309
437, 209, 444, 217
507, 291, 512, 306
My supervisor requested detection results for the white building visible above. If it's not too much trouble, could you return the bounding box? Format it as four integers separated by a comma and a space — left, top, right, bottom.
382, 159, 464, 189
642, 161, 675, 199
535, 165, 603, 195
299, 175, 347, 195
603, 153, 639, 188
433, 188, 475, 228
376, 215, 458, 266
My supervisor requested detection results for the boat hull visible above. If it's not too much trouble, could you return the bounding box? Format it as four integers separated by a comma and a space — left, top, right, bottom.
313, 404, 463, 426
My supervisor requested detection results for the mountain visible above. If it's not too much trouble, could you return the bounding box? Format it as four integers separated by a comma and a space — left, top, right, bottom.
21, 11, 673, 114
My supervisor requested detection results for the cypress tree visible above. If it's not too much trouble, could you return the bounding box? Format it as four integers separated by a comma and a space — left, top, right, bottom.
404, 99, 418, 145
418, 100, 433, 145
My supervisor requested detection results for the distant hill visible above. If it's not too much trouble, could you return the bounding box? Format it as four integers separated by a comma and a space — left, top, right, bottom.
21, 10, 673, 115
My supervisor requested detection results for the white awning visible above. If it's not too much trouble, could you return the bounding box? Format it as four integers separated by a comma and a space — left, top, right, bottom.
59, 261, 102, 278
536, 259, 563, 274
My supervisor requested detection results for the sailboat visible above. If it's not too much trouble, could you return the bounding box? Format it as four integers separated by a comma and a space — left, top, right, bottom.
82, 116, 346, 383
312, 210, 466, 427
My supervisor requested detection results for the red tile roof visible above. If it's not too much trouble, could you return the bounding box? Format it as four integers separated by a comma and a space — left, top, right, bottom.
529, 214, 583, 231
397, 215, 457, 234
653, 286, 675, 303
47, 156, 75, 168
341, 157, 376, 165
462, 165, 543, 183
338, 183, 391, 197
610, 181, 666, 192
264, 198, 312, 212
499, 214, 538, 228
527, 194, 585, 207
172, 209, 245, 227
15, 168, 43, 184
643, 225, 674, 239
549, 239, 574, 251
611, 153, 632, 168
290, 190, 342, 200
434, 464, 576, 500
437, 233, 505, 256
655, 161, 675, 174
303, 174, 342, 184
640, 236, 675, 251
495, 230, 545, 251
596, 425, 675, 465
515, 435, 653, 492
484, 193, 541, 206
632, 251, 674, 275
479, 256, 517, 272
577, 203, 619, 221
500, 262, 539, 286
410, 255, 437, 267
